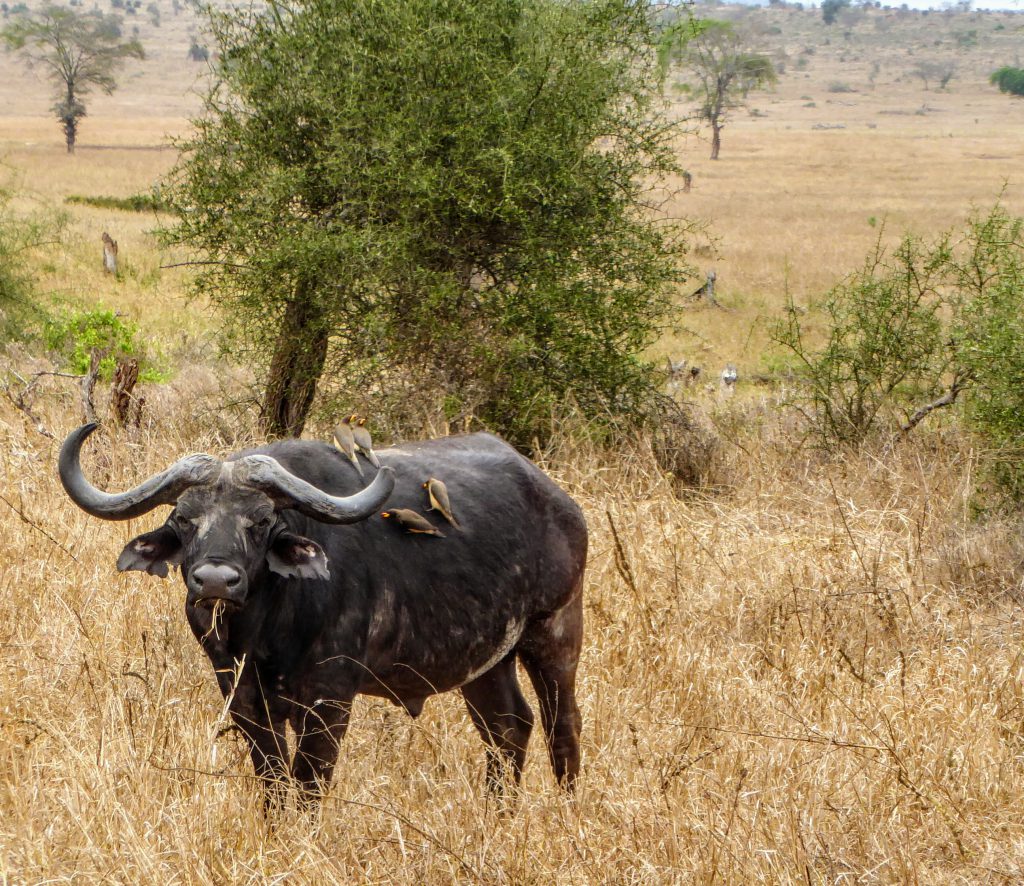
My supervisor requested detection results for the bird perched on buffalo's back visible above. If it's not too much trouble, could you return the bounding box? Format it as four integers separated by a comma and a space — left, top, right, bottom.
332, 417, 364, 479
423, 477, 460, 528
350, 415, 381, 468
381, 509, 445, 537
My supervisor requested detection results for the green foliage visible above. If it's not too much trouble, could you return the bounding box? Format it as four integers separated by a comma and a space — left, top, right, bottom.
42, 307, 167, 381
773, 233, 951, 447
65, 192, 167, 212
163, 0, 688, 445
1, 5, 144, 152
950, 208, 1024, 504
821, 0, 850, 26
990, 66, 1024, 97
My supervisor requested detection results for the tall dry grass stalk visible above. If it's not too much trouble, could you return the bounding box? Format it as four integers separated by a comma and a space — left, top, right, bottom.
3, 383, 1024, 883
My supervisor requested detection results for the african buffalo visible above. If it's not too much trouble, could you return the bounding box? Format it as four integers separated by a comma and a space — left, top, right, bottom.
59, 423, 586, 806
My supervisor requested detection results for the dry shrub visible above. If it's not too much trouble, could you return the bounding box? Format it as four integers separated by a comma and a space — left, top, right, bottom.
646, 395, 722, 492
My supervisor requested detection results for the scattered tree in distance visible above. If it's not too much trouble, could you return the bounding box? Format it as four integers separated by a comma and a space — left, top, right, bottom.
991, 66, 1024, 97
660, 18, 776, 160
913, 60, 957, 92
821, 0, 851, 25
2, 5, 144, 153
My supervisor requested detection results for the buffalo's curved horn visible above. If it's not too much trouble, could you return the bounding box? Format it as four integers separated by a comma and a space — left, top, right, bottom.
233, 454, 395, 524
59, 423, 221, 520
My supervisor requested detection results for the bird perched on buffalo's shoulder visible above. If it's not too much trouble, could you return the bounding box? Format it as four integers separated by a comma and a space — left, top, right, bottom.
332, 417, 364, 479
423, 477, 460, 528
381, 509, 445, 537
350, 415, 381, 468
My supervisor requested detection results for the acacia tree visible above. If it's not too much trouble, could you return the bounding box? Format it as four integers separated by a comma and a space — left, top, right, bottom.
913, 59, 957, 91
2, 6, 144, 153
661, 19, 775, 160
163, 0, 688, 443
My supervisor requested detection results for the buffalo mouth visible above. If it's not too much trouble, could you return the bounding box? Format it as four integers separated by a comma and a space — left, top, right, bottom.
192, 596, 242, 614
193, 597, 238, 643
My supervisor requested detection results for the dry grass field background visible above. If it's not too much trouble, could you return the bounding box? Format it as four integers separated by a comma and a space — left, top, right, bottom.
3, 1, 1024, 882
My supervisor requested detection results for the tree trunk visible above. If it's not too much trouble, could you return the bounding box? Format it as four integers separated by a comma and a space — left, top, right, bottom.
110, 357, 140, 427
263, 286, 330, 439
710, 123, 722, 160
62, 82, 77, 154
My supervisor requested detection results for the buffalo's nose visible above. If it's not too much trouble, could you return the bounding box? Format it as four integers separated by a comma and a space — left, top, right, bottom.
190, 562, 242, 603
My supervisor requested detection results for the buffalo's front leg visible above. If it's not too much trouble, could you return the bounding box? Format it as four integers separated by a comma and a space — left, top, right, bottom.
200, 636, 292, 810
291, 696, 353, 805
229, 675, 291, 810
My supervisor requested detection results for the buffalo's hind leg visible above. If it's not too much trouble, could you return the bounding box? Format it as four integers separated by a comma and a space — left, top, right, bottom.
517, 595, 583, 789
461, 654, 534, 796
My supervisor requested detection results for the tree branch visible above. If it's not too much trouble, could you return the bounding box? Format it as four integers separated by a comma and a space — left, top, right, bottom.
901, 370, 971, 434
159, 260, 252, 270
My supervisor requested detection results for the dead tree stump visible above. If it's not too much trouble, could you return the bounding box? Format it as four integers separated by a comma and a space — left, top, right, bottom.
110, 357, 141, 426
102, 232, 118, 275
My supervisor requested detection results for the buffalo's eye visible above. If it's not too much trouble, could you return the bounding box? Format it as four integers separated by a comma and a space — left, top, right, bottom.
252, 515, 273, 531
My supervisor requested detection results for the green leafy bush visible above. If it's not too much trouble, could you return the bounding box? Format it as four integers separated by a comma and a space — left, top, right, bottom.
42, 307, 167, 381
773, 233, 951, 447
950, 208, 1024, 503
65, 192, 167, 212
990, 66, 1024, 97
775, 205, 1024, 507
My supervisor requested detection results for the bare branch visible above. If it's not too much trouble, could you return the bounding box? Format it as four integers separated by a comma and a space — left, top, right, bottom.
901, 370, 971, 434
159, 260, 252, 271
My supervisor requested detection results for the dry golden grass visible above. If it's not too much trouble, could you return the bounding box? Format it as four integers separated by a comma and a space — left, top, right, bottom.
3, 4, 1024, 882
5, 382, 1024, 882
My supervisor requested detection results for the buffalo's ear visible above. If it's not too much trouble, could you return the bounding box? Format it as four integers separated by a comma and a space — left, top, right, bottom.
267, 532, 330, 580
117, 524, 183, 578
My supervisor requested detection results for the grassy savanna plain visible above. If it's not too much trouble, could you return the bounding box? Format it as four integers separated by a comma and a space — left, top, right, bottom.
3, 1, 1024, 882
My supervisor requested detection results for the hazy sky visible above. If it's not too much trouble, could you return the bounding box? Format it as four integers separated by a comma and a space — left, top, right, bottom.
729, 0, 1024, 9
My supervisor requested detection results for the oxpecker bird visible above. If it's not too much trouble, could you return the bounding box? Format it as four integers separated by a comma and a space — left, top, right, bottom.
381, 509, 445, 537
350, 415, 381, 468
423, 477, 460, 528
332, 418, 364, 479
